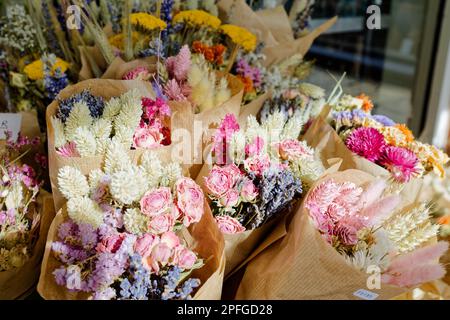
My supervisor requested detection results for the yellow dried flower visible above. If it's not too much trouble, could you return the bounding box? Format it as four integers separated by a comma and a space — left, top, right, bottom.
220, 24, 257, 52
408, 141, 450, 178
173, 10, 221, 29
23, 57, 70, 80
130, 13, 167, 32
379, 126, 408, 147
108, 32, 140, 50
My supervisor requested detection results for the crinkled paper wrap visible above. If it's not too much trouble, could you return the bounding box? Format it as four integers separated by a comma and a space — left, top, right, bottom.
218, 0, 336, 67
235, 169, 416, 300
37, 201, 225, 300
0, 190, 55, 300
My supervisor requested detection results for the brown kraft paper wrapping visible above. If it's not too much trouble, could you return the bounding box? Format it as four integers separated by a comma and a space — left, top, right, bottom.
37, 201, 225, 300
255, 6, 295, 44
235, 169, 414, 300
217, 0, 279, 49
238, 91, 271, 129
0, 190, 56, 300
303, 117, 425, 204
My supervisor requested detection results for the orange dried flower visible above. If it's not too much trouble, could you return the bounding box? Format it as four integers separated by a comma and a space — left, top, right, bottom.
192, 40, 206, 54
237, 75, 254, 93
357, 93, 374, 112
438, 215, 450, 225
204, 48, 215, 62
395, 124, 415, 142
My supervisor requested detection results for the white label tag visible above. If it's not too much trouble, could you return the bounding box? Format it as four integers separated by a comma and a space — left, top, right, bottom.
353, 289, 379, 300
0, 113, 22, 141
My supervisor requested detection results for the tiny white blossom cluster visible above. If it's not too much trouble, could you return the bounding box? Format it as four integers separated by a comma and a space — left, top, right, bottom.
52, 89, 142, 157
57, 143, 183, 228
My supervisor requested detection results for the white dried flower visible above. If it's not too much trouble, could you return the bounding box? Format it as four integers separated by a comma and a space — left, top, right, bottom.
281, 111, 305, 140
214, 77, 231, 107
160, 163, 182, 189
67, 196, 103, 228
58, 166, 89, 200
102, 96, 122, 120
88, 169, 106, 193
64, 102, 93, 140
72, 127, 97, 157
92, 118, 112, 141
110, 167, 148, 205
113, 125, 135, 147
113, 89, 142, 135
5, 183, 23, 210
229, 131, 246, 164
51, 117, 67, 148
123, 208, 149, 235
103, 140, 132, 175
140, 151, 163, 187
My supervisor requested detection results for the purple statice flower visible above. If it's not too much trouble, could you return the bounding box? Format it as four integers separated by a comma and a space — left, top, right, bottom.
235, 58, 262, 89
372, 114, 396, 127
102, 206, 124, 230
87, 234, 136, 292
332, 109, 369, 130
58, 90, 105, 122
78, 223, 98, 249
91, 287, 117, 300
119, 254, 152, 300
58, 221, 78, 241
53, 267, 67, 286
177, 278, 201, 300
52, 241, 90, 264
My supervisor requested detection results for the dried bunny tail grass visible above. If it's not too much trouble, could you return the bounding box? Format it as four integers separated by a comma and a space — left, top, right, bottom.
214, 77, 231, 107
104, 139, 132, 175
58, 166, 89, 200
191, 75, 215, 113
92, 118, 112, 140
102, 96, 122, 120
67, 196, 104, 228
140, 151, 163, 187
113, 126, 135, 147
51, 116, 67, 148
282, 111, 305, 140
64, 101, 93, 140
72, 127, 97, 157
383, 203, 438, 252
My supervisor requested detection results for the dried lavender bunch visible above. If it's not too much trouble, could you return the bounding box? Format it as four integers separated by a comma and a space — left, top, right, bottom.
57, 90, 105, 122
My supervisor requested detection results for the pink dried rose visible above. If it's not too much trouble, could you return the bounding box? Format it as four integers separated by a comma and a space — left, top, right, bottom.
160, 231, 181, 250
204, 166, 235, 198
173, 246, 197, 269
245, 136, 265, 157
222, 164, 243, 185
219, 189, 240, 207
148, 213, 175, 234
241, 179, 258, 202
275, 139, 314, 161
145, 242, 172, 272
215, 215, 246, 234
96, 234, 126, 254
133, 124, 163, 149
122, 66, 151, 81
134, 233, 160, 257
140, 187, 173, 217
175, 178, 204, 226
244, 154, 271, 177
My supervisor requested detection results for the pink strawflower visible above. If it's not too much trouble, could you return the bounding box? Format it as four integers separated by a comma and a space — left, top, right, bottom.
245, 136, 264, 157
166, 45, 191, 82
345, 127, 386, 162
378, 146, 420, 183
56, 142, 80, 158
141, 97, 171, 121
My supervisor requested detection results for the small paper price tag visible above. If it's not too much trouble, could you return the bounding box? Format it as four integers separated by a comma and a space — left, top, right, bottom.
353, 289, 379, 300
0, 113, 23, 141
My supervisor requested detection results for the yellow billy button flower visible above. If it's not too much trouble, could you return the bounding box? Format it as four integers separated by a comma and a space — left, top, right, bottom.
23, 58, 70, 81
109, 32, 140, 50
172, 10, 221, 29
220, 24, 257, 52
130, 13, 167, 32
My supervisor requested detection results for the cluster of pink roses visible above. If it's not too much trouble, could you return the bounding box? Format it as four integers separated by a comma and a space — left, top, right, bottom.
133, 97, 171, 149
204, 164, 258, 234
140, 177, 204, 234
134, 231, 197, 273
